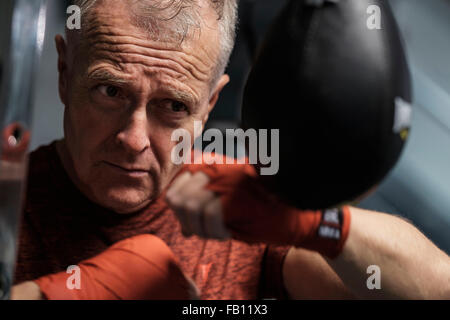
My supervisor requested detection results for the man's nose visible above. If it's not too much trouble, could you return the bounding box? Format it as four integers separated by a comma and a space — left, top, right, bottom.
116, 108, 151, 155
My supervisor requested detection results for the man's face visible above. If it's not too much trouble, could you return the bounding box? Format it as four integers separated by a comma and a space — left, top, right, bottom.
56, 0, 229, 213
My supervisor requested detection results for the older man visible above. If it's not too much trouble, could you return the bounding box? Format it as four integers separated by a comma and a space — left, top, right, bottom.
11, 0, 450, 299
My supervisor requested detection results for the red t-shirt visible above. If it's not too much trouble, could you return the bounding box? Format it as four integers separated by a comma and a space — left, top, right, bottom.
14, 142, 290, 300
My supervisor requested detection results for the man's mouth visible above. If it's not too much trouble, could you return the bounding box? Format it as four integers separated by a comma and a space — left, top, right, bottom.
102, 161, 149, 178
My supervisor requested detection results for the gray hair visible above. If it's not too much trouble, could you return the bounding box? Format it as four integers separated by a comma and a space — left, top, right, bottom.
71, 0, 238, 85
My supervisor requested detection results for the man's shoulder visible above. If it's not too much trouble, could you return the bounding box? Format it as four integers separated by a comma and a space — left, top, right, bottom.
25, 141, 69, 205
28, 141, 59, 179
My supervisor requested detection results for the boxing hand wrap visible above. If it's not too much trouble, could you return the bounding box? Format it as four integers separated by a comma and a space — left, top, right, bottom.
34, 234, 196, 300
185, 162, 351, 259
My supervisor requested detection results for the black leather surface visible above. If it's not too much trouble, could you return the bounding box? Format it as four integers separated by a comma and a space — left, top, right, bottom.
242, 0, 412, 209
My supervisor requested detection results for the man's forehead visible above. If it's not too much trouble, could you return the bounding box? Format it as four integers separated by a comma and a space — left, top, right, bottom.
68, 0, 221, 81
75, 0, 220, 50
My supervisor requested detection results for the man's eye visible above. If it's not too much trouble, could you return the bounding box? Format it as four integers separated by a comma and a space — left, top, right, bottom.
172, 101, 188, 112
162, 100, 188, 113
98, 85, 120, 98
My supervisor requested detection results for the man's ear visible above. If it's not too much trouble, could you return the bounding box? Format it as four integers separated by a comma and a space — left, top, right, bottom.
202, 74, 230, 125
55, 35, 68, 106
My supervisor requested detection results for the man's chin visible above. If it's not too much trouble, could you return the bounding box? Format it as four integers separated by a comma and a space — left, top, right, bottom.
96, 190, 155, 214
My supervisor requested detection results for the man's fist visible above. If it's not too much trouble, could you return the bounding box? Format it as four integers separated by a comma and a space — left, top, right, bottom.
166, 170, 231, 239
33, 234, 198, 300
166, 163, 351, 258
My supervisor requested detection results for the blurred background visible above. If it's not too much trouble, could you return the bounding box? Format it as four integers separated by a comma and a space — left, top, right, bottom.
28, 0, 450, 253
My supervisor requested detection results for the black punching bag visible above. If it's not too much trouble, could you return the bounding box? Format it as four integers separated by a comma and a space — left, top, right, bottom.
241, 0, 412, 210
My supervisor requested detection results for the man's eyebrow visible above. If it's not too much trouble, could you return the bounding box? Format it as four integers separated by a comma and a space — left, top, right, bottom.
87, 69, 129, 85
163, 87, 198, 106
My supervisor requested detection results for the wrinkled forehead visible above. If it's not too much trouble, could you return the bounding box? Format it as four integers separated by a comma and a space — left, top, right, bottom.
67, 0, 221, 78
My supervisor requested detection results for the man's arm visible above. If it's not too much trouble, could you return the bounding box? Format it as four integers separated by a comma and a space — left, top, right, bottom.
166, 171, 450, 300
283, 207, 450, 299
330, 207, 449, 298
11, 282, 43, 300
282, 247, 356, 299
10, 234, 199, 300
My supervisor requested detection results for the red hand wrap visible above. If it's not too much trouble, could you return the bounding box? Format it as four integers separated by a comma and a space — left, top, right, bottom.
34, 234, 194, 300
184, 162, 351, 258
